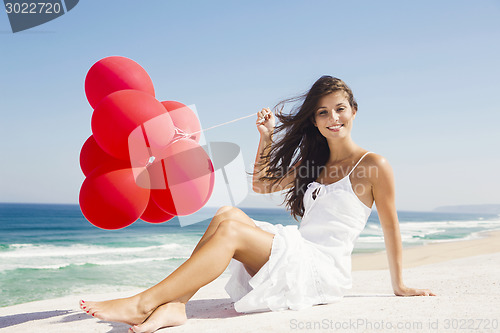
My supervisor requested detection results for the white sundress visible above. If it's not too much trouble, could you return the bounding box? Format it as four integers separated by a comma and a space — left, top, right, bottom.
224, 152, 373, 313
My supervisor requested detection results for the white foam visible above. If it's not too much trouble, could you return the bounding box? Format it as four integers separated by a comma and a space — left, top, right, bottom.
0, 256, 190, 271
356, 219, 500, 251
0, 243, 183, 259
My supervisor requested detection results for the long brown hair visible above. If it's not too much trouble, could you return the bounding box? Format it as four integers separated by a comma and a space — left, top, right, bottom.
258, 76, 358, 221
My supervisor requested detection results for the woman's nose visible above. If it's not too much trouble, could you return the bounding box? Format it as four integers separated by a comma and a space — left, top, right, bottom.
329, 112, 339, 122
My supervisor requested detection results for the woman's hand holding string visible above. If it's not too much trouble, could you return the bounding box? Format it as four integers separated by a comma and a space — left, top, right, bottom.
256, 107, 275, 140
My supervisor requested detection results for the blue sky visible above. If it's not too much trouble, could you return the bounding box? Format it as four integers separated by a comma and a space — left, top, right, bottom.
1, 0, 499, 211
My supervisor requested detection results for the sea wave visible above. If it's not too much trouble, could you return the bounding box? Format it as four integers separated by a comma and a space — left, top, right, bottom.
0, 256, 189, 271
357, 219, 500, 247
0, 243, 184, 258
0, 242, 195, 273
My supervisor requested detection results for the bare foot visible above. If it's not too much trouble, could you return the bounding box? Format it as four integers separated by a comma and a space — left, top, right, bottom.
79, 296, 152, 325
129, 302, 187, 333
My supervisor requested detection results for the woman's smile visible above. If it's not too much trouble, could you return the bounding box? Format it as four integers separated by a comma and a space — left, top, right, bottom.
327, 124, 343, 132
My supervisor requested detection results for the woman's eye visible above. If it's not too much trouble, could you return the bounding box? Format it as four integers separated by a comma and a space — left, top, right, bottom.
318, 110, 327, 115
337, 107, 345, 112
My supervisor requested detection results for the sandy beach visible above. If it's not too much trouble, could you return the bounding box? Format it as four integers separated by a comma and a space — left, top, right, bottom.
1, 230, 499, 333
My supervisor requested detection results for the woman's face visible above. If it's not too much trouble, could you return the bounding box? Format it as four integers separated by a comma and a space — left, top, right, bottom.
312, 91, 356, 139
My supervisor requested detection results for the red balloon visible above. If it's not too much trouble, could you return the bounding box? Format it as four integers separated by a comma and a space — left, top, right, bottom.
80, 135, 130, 176
140, 197, 176, 223
141, 112, 179, 163
79, 167, 150, 230
161, 101, 202, 143
146, 161, 176, 213
85, 56, 155, 109
150, 139, 215, 216
91, 90, 176, 161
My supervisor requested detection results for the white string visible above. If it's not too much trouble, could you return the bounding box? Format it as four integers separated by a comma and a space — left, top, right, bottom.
144, 112, 263, 166
190, 112, 261, 136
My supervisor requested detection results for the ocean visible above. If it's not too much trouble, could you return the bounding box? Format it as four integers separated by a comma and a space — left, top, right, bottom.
1, 203, 499, 307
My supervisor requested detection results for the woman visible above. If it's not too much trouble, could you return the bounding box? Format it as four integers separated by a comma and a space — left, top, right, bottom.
80, 76, 435, 333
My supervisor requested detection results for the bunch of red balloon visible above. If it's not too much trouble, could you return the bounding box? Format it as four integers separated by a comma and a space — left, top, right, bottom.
79, 56, 215, 230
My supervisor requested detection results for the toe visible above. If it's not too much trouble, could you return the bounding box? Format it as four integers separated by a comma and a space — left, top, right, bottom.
132, 323, 155, 333
130, 324, 141, 333
85, 308, 95, 317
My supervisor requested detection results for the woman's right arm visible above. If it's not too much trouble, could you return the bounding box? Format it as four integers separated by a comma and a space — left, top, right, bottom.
252, 108, 296, 194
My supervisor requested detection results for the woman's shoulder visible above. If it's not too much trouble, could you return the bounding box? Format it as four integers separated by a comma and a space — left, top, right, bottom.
362, 151, 390, 166
355, 151, 393, 180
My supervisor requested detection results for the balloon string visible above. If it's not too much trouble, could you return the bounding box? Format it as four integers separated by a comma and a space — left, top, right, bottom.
164, 112, 260, 146
144, 112, 260, 166
190, 112, 258, 137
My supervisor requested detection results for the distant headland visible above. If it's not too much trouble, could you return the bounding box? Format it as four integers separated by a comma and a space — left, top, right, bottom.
434, 204, 500, 214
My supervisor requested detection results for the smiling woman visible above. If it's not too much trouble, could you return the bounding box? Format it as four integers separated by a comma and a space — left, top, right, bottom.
257, 76, 363, 219
79, 76, 435, 333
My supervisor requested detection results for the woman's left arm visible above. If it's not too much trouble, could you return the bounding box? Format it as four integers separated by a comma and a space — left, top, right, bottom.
370, 155, 436, 297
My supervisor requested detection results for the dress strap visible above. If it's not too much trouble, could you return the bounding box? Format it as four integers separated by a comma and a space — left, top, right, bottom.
347, 151, 372, 177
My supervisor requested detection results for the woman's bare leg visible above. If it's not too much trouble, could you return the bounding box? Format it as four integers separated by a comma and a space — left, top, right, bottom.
81, 206, 271, 326
80, 206, 257, 329
129, 207, 259, 332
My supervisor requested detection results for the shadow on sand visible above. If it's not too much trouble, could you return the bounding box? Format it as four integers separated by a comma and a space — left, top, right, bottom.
0, 298, 247, 332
